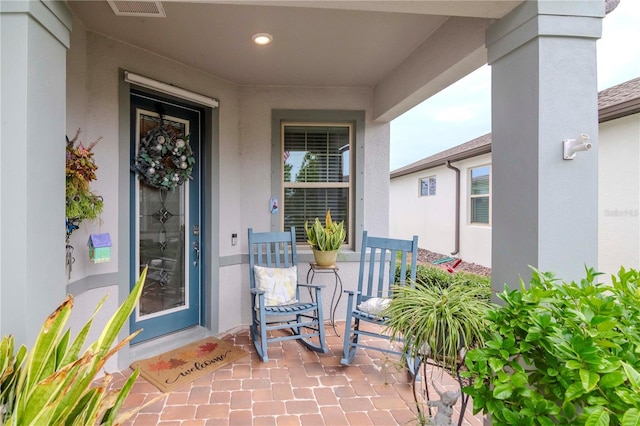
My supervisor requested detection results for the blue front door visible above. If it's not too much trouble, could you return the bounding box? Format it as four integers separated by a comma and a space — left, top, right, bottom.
130, 91, 202, 344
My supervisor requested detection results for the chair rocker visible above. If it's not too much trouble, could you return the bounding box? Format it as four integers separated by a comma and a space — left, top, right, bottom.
341, 231, 419, 373
248, 227, 328, 362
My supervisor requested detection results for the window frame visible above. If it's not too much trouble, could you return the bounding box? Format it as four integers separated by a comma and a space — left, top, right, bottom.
280, 121, 354, 248
271, 110, 365, 252
419, 175, 437, 197
469, 164, 491, 225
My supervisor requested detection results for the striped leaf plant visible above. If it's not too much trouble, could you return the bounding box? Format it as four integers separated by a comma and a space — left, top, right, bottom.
304, 209, 346, 252
0, 268, 158, 425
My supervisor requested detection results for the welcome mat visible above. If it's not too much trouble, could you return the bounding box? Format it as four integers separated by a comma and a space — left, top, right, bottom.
131, 337, 248, 392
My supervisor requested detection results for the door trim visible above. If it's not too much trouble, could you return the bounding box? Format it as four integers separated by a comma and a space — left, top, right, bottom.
129, 95, 202, 343
118, 69, 221, 368
124, 71, 219, 108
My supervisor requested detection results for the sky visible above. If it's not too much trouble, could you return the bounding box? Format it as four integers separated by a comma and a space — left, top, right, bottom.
390, 0, 640, 171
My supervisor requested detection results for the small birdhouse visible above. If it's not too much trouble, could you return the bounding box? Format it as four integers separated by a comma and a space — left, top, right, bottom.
88, 233, 112, 263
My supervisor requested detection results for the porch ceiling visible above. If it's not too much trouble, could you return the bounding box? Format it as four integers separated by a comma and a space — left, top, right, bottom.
66, 0, 522, 120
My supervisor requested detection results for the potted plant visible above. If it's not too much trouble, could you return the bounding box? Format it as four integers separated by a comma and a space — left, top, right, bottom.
66, 129, 104, 228
385, 275, 492, 371
384, 270, 493, 424
304, 209, 346, 266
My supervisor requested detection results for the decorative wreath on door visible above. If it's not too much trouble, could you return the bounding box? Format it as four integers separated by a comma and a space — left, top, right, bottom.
134, 126, 195, 191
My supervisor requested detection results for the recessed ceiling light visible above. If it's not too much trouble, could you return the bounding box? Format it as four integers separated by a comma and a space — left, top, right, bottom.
252, 33, 273, 46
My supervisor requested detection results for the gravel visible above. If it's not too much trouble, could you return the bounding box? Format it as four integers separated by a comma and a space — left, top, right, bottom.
416, 248, 492, 277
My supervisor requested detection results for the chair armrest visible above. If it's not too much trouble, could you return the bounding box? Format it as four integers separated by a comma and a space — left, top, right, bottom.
250, 288, 265, 295
343, 290, 361, 312
298, 283, 325, 289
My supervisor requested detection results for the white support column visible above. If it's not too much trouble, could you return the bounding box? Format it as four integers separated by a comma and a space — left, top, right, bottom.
488, 1, 604, 289
0, 1, 72, 346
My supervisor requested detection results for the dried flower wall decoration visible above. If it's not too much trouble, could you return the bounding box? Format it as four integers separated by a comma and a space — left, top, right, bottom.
66, 129, 104, 225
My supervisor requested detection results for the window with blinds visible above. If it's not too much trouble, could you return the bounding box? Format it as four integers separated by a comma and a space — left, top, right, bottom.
282, 123, 352, 245
470, 165, 491, 224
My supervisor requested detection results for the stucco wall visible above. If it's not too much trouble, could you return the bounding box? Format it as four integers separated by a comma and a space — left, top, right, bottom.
390, 153, 492, 268
66, 26, 240, 282
1, 3, 69, 346
65, 16, 92, 279
65, 24, 391, 355
458, 154, 492, 267
220, 85, 389, 333
598, 114, 640, 276
389, 164, 456, 255
65, 27, 241, 365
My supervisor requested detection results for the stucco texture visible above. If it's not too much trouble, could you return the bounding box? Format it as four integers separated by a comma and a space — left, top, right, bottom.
65, 22, 391, 361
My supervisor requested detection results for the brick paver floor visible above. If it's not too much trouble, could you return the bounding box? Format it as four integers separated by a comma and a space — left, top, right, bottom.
113, 322, 484, 425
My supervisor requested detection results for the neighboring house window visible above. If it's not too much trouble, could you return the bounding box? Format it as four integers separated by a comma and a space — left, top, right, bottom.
282, 123, 352, 245
420, 176, 437, 197
470, 165, 491, 224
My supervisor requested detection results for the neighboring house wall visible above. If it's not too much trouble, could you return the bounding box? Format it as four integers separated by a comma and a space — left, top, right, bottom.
391, 105, 639, 274
459, 154, 492, 267
390, 153, 492, 267
598, 113, 640, 276
390, 164, 455, 257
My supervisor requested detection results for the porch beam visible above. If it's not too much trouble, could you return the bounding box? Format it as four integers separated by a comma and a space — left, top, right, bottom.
372, 16, 490, 122
200, 1, 523, 19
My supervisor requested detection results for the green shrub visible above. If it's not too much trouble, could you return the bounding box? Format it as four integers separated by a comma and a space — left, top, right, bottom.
395, 262, 491, 295
463, 267, 640, 426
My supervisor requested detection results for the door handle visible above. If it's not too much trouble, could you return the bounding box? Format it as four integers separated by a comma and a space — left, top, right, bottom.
193, 241, 200, 266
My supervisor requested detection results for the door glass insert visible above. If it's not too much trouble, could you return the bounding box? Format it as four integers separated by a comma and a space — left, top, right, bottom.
136, 111, 190, 318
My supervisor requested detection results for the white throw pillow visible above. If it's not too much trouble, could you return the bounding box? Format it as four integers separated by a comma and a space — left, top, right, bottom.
357, 297, 391, 316
253, 265, 298, 307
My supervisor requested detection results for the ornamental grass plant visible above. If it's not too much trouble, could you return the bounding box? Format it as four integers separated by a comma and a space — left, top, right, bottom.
384, 270, 493, 373
384, 264, 493, 424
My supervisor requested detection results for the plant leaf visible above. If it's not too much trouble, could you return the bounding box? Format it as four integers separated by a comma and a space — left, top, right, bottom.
585, 407, 610, 426
16, 296, 73, 414
599, 371, 626, 389
565, 382, 585, 402
492, 384, 513, 400
95, 268, 147, 356
580, 369, 600, 392
622, 362, 640, 390
101, 369, 140, 425
622, 408, 640, 426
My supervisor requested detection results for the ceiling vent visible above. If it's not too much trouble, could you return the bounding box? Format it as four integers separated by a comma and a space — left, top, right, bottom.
107, 1, 166, 18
